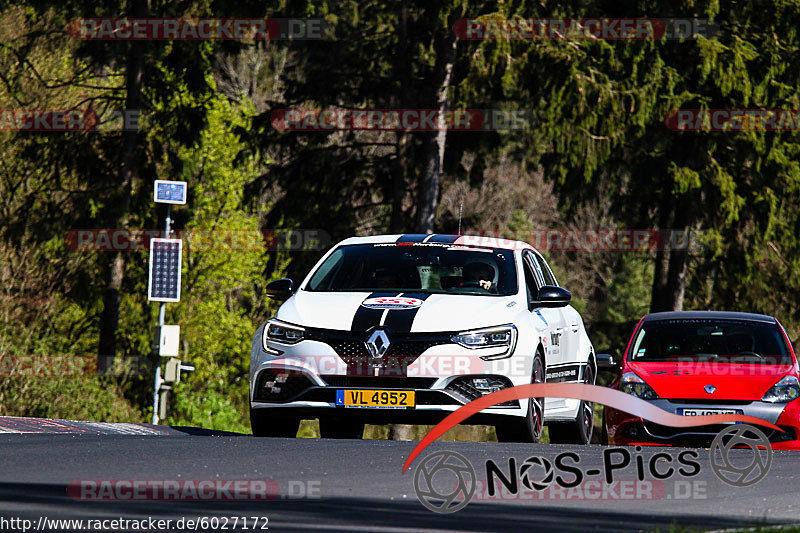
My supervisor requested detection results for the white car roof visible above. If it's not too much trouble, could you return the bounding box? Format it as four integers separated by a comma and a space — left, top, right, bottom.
334, 233, 536, 252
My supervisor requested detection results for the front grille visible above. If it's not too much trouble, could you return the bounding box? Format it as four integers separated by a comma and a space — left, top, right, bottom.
321, 376, 436, 389
307, 329, 452, 358
254, 370, 314, 402
644, 421, 736, 438
667, 399, 752, 406
330, 340, 367, 357
445, 376, 518, 407
388, 340, 451, 356
641, 421, 795, 444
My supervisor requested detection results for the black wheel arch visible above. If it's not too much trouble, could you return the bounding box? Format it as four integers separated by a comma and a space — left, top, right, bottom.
587, 349, 597, 383
537, 343, 546, 377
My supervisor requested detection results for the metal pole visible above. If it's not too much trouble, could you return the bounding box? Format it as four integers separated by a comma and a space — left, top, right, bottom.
151, 204, 171, 425
150, 365, 161, 424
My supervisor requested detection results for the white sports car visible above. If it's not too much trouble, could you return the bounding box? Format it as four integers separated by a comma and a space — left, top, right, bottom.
249, 234, 596, 443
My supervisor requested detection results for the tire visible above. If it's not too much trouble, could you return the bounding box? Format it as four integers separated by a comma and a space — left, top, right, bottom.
548, 363, 595, 445
319, 417, 364, 439
250, 408, 300, 438
495, 351, 545, 443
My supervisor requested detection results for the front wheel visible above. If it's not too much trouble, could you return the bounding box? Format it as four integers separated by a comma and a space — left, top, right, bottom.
495, 351, 545, 443
548, 363, 595, 445
250, 408, 300, 438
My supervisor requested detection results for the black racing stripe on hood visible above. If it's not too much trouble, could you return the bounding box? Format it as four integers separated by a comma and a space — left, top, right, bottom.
351, 292, 396, 332
381, 292, 431, 333
396, 234, 430, 243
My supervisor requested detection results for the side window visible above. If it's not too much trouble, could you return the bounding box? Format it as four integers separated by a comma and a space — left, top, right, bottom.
524, 251, 545, 287
522, 260, 538, 302
534, 253, 558, 287
522, 251, 544, 298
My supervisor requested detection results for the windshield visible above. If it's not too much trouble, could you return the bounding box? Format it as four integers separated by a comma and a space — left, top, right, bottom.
306, 243, 518, 296
629, 318, 792, 365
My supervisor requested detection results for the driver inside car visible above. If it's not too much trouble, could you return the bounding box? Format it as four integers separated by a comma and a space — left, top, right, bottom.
461, 262, 495, 291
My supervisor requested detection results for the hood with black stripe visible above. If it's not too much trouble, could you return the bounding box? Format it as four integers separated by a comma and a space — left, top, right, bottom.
276, 289, 522, 334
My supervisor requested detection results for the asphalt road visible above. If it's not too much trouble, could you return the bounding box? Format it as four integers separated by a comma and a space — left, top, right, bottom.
1, 419, 799, 532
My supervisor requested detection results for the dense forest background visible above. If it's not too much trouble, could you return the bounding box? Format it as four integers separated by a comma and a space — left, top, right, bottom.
2, 0, 800, 437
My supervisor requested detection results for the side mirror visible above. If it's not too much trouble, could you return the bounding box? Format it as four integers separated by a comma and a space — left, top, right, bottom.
265, 278, 293, 301
596, 353, 620, 373
533, 285, 571, 308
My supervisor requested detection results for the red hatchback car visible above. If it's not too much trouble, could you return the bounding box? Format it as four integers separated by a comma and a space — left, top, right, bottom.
602, 311, 800, 450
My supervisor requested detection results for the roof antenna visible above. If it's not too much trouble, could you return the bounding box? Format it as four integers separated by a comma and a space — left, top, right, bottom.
457, 188, 464, 236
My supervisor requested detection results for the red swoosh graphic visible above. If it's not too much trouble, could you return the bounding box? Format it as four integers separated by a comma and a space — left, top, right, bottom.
402, 383, 783, 472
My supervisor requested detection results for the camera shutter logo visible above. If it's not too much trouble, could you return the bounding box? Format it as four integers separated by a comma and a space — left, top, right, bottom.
710, 424, 772, 487
519, 456, 554, 491
413, 450, 476, 513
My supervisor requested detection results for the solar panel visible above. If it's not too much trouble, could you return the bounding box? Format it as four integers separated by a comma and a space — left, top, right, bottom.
148, 238, 182, 302
153, 180, 187, 204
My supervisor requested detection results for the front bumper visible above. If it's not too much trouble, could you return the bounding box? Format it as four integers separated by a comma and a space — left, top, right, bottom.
250, 369, 526, 423
250, 326, 537, 422
606, 397, 800, 450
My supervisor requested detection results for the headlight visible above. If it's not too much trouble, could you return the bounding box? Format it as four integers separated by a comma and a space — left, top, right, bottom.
620, 372, 659, 400
451, 325, 517, 360
262, 319, 305, 354
762, 375, 800, 403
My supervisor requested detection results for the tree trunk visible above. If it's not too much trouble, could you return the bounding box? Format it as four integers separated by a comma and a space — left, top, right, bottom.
654, 243, 689, 312
389, 135, 409, 233
650, 203, 690, 312
415, 25, 457, 234
389, 6, 410, 234
98, 0, 147, 372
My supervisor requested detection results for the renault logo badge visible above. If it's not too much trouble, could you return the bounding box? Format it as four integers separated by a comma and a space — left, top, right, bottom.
366, 329, 391, 357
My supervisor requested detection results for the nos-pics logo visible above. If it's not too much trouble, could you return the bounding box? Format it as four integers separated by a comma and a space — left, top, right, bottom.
412, 424, 772, 514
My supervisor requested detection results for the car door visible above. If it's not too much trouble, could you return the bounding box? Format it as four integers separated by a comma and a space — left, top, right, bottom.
522, 251, 566, 367
531, 251, 582, 372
